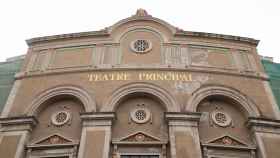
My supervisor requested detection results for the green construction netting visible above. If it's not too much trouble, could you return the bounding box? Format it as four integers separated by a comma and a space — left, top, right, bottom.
262, 59, 280, 109
0, 59, 23, 113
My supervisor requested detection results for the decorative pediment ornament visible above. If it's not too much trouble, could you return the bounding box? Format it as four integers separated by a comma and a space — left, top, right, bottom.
206, 135, 248, 147
34, 134, 73, 145
119, 131, 161, 142
135, 8, 150, 17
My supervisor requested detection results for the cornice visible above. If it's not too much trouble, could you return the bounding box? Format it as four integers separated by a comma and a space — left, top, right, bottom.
175, 30, 259, 46
80, 112, 115, 127
247, 117, 280, 129
111, 141, 167, 145
26, 143, 79, 149
26, 30, 110, 46
26, 29, 259, 47
80, 112, 115, 121
201, 143, 256, 150
0, 116, 38, 127
165, 112, 201, 122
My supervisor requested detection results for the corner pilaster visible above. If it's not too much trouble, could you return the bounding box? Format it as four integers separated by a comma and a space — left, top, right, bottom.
0, 116, 38, 158
247, 117, 280, 158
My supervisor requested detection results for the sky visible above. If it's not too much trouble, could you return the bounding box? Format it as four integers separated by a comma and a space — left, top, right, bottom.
0, 0, 279, 62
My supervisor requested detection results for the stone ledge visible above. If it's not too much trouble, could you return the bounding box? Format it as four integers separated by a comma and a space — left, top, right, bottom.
0, 116, 38, 132
26, 29, 259, 46
165, 112, 201, 122
26, 30, 110, 46
26, 143, 79, 149
247, 117, 280, 129
80, 112, 115, 127
0, 116, 38, 127
175, 31, 259, 46
111, 141, 168, 145
80, 112, 115, 121
201, 143, 256, 150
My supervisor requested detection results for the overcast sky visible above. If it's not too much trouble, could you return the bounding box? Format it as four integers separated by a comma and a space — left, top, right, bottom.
0, 0, 279, 62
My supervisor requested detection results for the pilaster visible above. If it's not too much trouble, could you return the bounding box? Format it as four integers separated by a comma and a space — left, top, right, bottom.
165, 112, 202, 158
247, 117, 280, 158
78, 112, 115, 158
0, 116, 37, 158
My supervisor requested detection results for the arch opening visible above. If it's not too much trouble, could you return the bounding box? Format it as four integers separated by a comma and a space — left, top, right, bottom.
110, 85, 170, 157
102, 82, 180, 112
186, 86, 260, 118
197, 95, 250, 118
26, 85, 96, 116
196, 94, 257, 158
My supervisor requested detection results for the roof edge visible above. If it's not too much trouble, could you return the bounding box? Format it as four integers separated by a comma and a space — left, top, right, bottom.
26, 30, 110, 46
175, 30, 259, 46
26, 29, 259, 46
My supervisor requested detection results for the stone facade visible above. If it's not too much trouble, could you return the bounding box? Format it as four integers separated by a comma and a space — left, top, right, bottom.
0, 9, 280, 158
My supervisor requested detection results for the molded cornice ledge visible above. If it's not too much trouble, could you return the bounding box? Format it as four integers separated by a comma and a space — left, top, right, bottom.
0, 116, 38, 132
174, 30, 259, 46
247, 117, 280, 133
80, 112, 115, 127
26, 30, 110, 46
165, 112, 201, 127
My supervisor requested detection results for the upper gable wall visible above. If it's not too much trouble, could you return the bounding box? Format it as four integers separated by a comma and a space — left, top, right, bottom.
110, 18, 175, 43
108, 18, 174, 65
119, 28, 162, 65
21, 9, 262, 74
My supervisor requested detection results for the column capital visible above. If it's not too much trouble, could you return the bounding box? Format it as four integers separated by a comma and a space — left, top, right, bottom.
247, 117, 280, 133
0, 116, 38, 132
165, 112, 201, 127
165, 112, 203, 158
80, 112, 115, 127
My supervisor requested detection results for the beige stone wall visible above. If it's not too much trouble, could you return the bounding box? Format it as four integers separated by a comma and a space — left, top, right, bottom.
112, 96, 168, 140
198, 99, 253, 145
0, 135, 21, 158
30, 99, 84, 143
120, 30, 162, 65
83, 130, 105, 158
175, 132, 197, 158
8, 70, 273, 118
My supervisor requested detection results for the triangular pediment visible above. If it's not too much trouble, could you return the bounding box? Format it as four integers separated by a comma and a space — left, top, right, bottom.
207, 135, 248, 146
34, 134, 73, 145
119, 131, 161, 142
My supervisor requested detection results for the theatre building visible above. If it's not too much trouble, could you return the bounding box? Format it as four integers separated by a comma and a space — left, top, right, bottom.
1, 9, 280, 158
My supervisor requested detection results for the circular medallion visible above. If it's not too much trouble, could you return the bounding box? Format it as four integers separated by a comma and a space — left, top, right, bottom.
51, 111, 71, 126
130, 107, 151, 124
130, 39, 152, 54
211, 111, 232, 127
